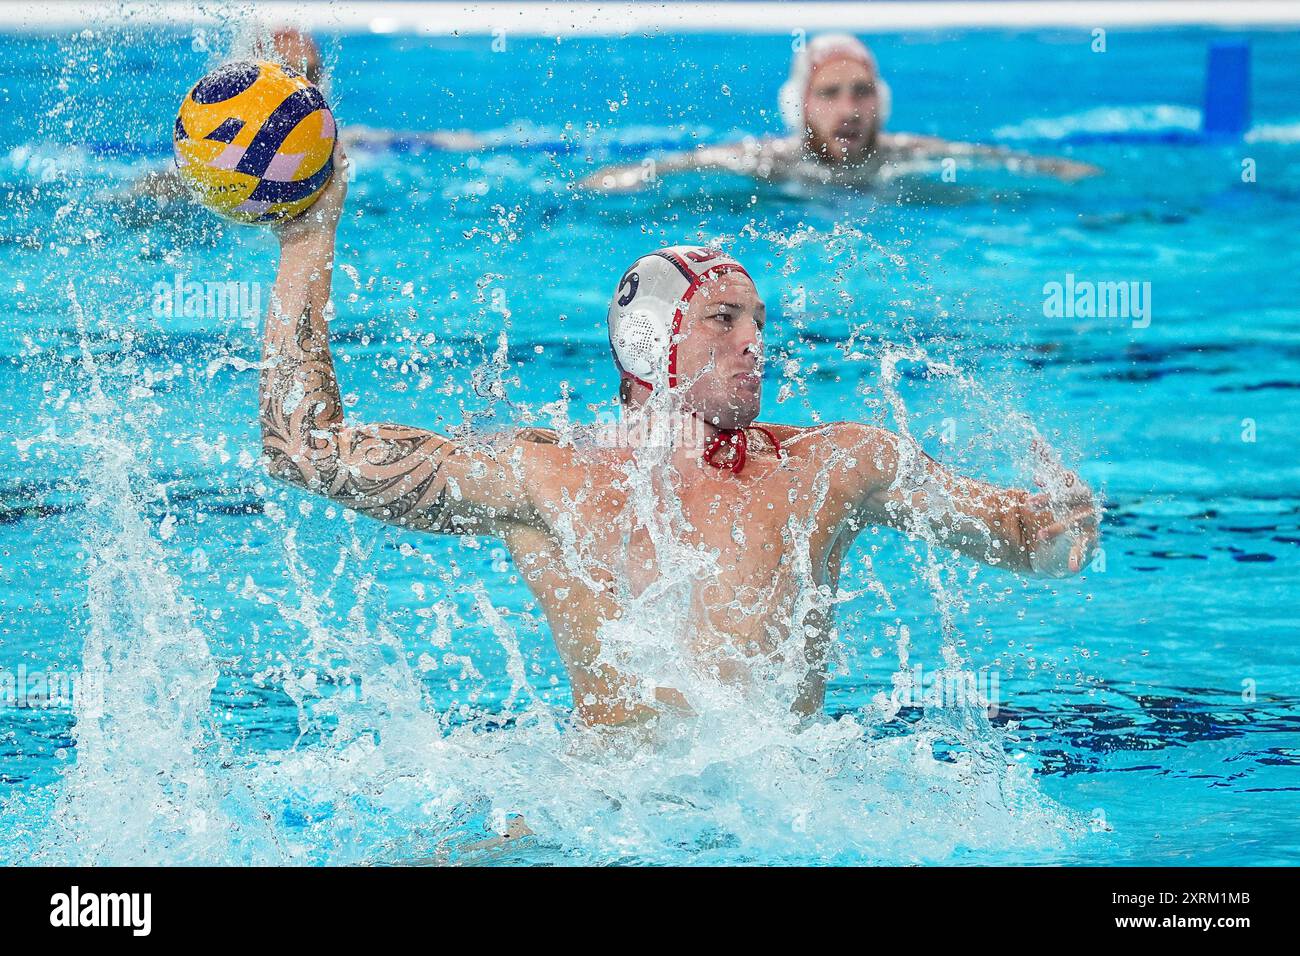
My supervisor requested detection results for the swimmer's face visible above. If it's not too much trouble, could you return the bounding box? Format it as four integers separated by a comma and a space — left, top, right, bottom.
676, 273, 765, 430
803, 55, 884, 164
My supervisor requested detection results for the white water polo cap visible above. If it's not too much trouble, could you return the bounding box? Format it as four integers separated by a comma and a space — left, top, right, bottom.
607, 246, 753, 391
778, 33, 892, 134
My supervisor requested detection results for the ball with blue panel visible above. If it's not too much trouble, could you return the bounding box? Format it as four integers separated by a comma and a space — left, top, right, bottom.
173, 60, 336, 224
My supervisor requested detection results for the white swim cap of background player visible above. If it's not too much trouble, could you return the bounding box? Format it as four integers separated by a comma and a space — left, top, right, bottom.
778, 33, 892, 134
607, 246, 750, 390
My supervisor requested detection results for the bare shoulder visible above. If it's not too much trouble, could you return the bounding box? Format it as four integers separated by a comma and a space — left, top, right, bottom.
758, 421, 892, 456
752, 422, 901, 528
749, 421, 829, 457
511, 426, 581, 476
761, 421, 901, 492
456, 427, 577, 496
499, 425, 610, 488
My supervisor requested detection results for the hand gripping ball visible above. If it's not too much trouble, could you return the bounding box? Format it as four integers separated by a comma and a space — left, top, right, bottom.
173, 60, 336, 224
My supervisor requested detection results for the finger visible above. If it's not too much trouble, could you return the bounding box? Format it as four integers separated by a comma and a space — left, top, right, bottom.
1041, 508, 1098, 539
1064, 484, 1096, 505
1038, 512, 1092, 542
1036, 522, 1066, 542
1064, 505, 1098, 529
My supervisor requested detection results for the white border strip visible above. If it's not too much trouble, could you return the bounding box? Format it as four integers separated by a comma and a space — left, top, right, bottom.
4, 1, 1300, 33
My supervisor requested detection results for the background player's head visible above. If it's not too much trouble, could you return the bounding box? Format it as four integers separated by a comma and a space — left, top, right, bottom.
257, 27, 323, 87
780, 34, 891, 164
608, 247, 765, 431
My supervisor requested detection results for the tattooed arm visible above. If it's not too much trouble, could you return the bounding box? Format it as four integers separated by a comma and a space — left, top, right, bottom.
259, 144, 548, 536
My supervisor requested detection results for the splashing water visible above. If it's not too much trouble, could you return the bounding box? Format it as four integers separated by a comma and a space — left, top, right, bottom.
2, 276, 1087, 866
23, 285, 236, 864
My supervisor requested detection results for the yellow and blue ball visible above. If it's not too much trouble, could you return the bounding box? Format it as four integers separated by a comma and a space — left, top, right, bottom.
173, 61, 336, 224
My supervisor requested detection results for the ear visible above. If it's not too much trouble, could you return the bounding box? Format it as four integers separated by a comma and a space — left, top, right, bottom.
877, 78, 892, 126
779, 76, 804, 132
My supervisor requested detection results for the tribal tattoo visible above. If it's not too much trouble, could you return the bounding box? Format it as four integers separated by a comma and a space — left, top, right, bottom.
259, 301, 465, 532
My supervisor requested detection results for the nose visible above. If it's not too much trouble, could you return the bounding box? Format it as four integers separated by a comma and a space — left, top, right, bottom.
738, 321, 762, 366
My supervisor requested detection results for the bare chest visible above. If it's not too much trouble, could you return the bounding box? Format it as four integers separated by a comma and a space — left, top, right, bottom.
559, 463, 840, 601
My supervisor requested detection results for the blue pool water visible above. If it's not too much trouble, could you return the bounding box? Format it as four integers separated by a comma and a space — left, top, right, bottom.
1, 24, 1298, 865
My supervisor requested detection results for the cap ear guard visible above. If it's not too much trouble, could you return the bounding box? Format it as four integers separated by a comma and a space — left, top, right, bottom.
777, 77, 801, 133
607, 253, 691, 390
611, 306, 671, 383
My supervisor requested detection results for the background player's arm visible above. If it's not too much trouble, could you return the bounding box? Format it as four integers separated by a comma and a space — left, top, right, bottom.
258, 145, 545, 536
579, 141, 765, 193
884, 132, 1101, 181
836, 424, 1099, 576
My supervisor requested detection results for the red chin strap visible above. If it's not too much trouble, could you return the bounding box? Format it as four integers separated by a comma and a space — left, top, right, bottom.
703, 424, 784, 475
619, 372, 783, 475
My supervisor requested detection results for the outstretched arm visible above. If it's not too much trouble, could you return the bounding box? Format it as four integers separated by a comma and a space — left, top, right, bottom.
259, 144, 548, 536
836, 423, 1099, 576
579, 140, 769, 193
884, 132, 1101, 182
